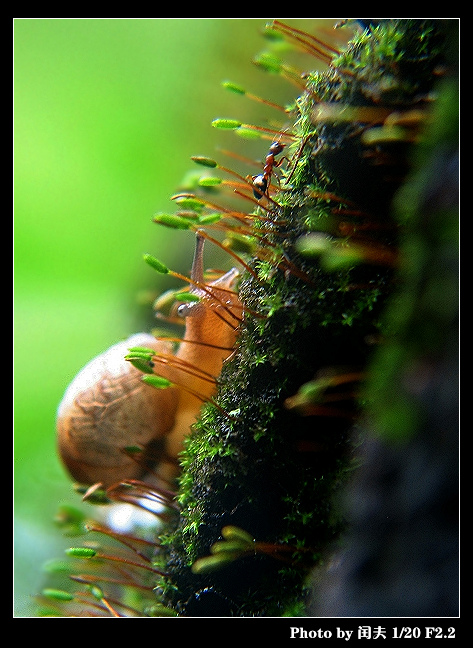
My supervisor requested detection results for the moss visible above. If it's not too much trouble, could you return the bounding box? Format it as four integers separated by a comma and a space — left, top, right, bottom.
159, 19, 450, 616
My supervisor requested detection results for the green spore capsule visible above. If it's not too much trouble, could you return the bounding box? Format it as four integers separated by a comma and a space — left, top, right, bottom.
125, 357, 155, 374
41, 588, 75, 602
141, 375, 173, 390
221, 525, 255, 546
198, 176, 222, 187
235, 127, 263, 140
191, 552, 240, 574
153, 213, 193, 229
65, 547, 97, 558
198, 213, 222, 225
171, 196, 205, 212
222, 81, 246, 95
88, 585, 104, 600
174, 292, 201, 303
143, 254, 169, 274
191, 155, 218, 168
211, 118, 242, 129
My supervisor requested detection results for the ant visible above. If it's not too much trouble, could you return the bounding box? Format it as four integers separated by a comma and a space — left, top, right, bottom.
249, 132, 313, 201
250, 139, 288, 200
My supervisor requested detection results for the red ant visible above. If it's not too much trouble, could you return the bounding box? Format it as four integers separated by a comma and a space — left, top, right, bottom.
250, 140, 288, 200
249, 133, 313, 201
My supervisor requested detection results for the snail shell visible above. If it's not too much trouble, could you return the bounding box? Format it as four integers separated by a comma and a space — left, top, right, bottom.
56, 333, 179, 488
56, 235, 241, 488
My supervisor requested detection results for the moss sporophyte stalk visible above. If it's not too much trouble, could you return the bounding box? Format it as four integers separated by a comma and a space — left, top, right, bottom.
43, 20, 458, 617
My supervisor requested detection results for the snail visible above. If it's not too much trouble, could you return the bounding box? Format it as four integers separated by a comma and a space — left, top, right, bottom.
56, 234, 240, 488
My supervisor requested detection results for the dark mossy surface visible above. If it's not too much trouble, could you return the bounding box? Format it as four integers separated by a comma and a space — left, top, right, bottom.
310, 51, 459, 617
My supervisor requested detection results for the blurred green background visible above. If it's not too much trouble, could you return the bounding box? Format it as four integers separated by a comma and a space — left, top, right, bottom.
14, 17, 326, 616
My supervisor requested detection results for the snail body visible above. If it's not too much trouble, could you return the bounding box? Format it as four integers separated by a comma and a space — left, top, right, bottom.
164, 237, 240, 459
56, 235, 240, 487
